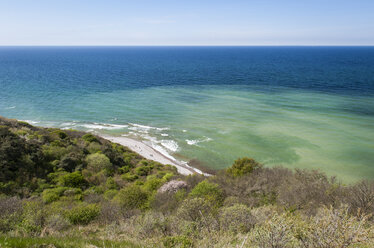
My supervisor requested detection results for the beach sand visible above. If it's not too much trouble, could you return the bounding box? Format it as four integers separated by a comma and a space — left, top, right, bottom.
100, 135, 207, 175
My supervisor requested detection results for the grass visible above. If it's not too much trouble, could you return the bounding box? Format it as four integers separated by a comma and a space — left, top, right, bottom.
0, 236, 139, 248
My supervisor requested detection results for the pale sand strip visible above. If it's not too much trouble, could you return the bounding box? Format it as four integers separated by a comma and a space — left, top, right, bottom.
99, 135, 199, 175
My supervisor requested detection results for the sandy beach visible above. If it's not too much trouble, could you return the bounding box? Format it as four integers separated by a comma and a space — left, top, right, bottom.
100, 135, 207, 176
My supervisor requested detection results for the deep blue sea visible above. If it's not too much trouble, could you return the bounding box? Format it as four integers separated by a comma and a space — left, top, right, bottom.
1, 46, 374, 181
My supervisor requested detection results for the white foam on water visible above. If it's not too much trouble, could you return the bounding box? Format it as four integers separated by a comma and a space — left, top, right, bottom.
182, 129, 187, 132
60, 122, 77, 127
186, 137, 213, 146
161, 133, 169, 136
161, 139, 179, 152
128, 126, 149, 133
156, 127, 170, 131
5, 106, 16, 109
129, 123, 154, 129
129, 123, 169, 132
186, 139, 199, 145
80, 123, 128, 130
141, 135, 159, 143
109, 124, 129, 128
21, 120, 40, 124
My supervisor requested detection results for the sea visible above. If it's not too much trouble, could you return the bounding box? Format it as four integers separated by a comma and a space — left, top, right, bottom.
1, 46, 373, 181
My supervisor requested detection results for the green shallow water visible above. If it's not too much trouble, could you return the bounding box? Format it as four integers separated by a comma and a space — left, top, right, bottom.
50, 85, 374, 182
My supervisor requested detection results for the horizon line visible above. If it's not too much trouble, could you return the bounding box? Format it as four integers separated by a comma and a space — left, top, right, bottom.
0, 44, 374, 47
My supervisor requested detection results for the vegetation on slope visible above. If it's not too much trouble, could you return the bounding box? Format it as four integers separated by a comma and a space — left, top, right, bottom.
0, 116, 373, 248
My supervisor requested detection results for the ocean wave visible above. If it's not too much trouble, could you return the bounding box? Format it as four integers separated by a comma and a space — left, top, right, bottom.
5, 106, 16, 109
141, 134, 159, 143
128, 126, 149, 133
129, 123, 154, 129
160, 140, 179, 152
79, 123, 128, 130
186, 137, 213, 146
129, 123, 169, 131
148, 143, 177, 161
21, 120, 40, 124
141, 135, 179, 152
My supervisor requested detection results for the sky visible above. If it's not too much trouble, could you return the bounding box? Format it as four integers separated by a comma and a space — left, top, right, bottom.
0, 0, 373, 46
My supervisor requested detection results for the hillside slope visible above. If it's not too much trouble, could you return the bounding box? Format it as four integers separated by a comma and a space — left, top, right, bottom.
0, 116, 373, 247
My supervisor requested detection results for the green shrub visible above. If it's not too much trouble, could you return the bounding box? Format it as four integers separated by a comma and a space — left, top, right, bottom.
87, 142, 102, 154
42, 187, 67, 203
177, 197, 213, 222
104, 189, 118, 200
85, 153, 112, 173
106, 177, 118, 190
53, 130, 67, 139
189, 180, 224, 207
63, 188, 82, 197
114, 185, 149, 210
0, 181, 18, 195
143, 176, 164, 192
135, 166, 151, 176
249, 212, 296, 248
0, 196, 23, 232
58, 171, 87, 188
121, 172, 138, 182
295, 205, 373, 247
42, 144, 68, 160
123, 153, 135, 165
58, 152, 82, 172
162, 172, 174, 181
119, 165, 130, 174
226, 157, 262, 177
65, 204, 100, 225
219, 204, 256, 233
18, 200, 46, 236
82, 133, 99, 143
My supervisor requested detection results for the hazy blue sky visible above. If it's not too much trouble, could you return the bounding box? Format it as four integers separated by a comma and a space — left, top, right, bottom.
0, 0, 373, 45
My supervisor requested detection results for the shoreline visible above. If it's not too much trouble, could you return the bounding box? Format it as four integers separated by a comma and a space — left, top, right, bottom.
99, 134, 209, 176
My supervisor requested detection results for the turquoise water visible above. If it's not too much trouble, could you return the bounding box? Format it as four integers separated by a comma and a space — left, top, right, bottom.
1, 47, 374, 181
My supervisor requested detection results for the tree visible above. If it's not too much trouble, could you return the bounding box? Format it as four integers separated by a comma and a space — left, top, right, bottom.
226, 157, 262, 177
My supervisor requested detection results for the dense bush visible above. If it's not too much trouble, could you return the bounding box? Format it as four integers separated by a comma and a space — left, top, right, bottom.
0, 196, 22, 232
114, 185, 149, 210
65, 203, 100, 225
219, 204, 255, 233
82, 133, 99, 143
189, 180, 224, 207
58, 171, 87, 188
42, 187, 67, 203
225, 157, 262, 177
85, 153, 112, 173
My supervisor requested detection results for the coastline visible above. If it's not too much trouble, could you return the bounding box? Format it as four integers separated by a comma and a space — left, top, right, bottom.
99, 134, 209, 176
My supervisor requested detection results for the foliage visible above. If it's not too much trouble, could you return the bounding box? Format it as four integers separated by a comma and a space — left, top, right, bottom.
42, 187, 68, 203
82, 133, 99, 143
189, 180, 224, 207
225, 157, 262, 177
85, 153, 112, 173
58, 171, 87, 188
114, 185, 149, 210
296, 205, 372, 248
65, 203, 100, 225
219, 204, 255, 233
